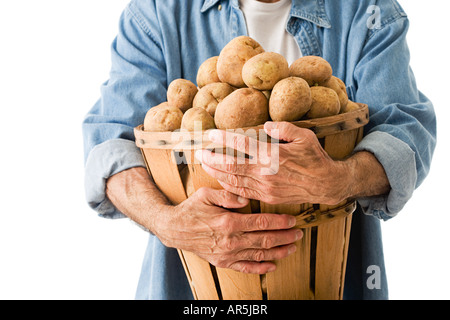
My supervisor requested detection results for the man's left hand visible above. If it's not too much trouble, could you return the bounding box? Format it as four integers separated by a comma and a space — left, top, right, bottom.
196, 122, 354, 206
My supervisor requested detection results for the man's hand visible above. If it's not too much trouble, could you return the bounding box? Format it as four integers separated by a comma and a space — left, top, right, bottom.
106, 167, 302, 275
155, 187, 302, 274
197, 122, 390, 205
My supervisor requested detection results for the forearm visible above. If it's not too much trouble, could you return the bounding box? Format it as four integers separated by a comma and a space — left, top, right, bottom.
343, 151, 391, 200
105, 167, 172, 233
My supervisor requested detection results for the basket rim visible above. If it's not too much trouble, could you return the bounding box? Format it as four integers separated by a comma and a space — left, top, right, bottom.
135, 103, 368, 150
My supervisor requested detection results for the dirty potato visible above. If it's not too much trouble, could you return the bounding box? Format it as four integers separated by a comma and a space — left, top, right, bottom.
214, 88, 269, 129
196, 56, 220, 88
192, 82, 235, 117
181, 107, 216, 131
242, 52, 289, 90
217, 36, 265, 88
144, 104, 184, 132
289, 56, 333, 86
167, 79, 198, 113
324, 76, 348, 111
269, 77, 312, 122
306, 86, 341, 119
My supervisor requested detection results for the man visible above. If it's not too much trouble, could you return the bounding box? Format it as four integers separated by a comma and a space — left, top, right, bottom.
83, 0, 436, 300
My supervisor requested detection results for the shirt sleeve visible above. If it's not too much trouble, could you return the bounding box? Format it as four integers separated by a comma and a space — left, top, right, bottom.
82, 3, 166, 218
352, 16, 437, 220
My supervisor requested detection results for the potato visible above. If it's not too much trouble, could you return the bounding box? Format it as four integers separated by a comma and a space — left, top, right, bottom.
196, 56, 220, 88
340, 100, 360, 114
214, 88, 269, 129
324, 76, 348, 111
217, 36, 265, 88
167, 79, 198, 113
242, 52, 289, 90
306, 86, 340, 119
192, 82, 235, 117
144, 104, 183, 132
269, 77, 312, 122
181, 107, 216, 131
289, 56, 333, 86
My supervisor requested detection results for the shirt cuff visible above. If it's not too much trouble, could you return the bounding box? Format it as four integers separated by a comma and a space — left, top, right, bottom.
353, 131, 417, 221
84, 139, 146, 219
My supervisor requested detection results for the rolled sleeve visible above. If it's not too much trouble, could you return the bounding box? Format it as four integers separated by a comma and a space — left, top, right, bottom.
84, 139, 146, 219
354, 132, 417, 221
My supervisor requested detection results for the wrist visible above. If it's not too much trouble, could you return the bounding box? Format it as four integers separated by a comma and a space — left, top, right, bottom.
343, 151, 391, 200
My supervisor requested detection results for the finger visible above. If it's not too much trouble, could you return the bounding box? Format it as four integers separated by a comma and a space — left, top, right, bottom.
264, 121, 314, 143
217, 180, 265, 202
228, 261, 277, 274
201, 162, 261, 190
196, 149, 258, 176
195, 187, 249, 209
208, 129, 263, 158
241, 229, 303, 250
237, 212, 297, 232
237, 243, 298, 263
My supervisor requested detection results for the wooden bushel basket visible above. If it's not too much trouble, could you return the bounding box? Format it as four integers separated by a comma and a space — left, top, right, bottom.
134, 103, 369, 300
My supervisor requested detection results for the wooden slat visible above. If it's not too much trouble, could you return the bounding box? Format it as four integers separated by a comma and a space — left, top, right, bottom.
186, 149, 258, 299
142, 148, 220, 300
314, 217, 347, 300
260, 203, 313, 300
313, 129, 358, 300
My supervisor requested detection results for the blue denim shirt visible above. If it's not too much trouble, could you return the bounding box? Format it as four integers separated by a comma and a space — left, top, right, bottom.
82, 0, 436, 300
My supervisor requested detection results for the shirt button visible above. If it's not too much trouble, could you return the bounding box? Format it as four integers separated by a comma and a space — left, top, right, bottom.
218, 4, 222, 11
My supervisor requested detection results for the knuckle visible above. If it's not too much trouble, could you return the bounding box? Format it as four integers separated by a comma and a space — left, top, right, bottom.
260, 235, 273, 249
225, 161, 237, 174
238, 264, 251, 274
253, 250, 266, 262
255, 215, 270, 230
195, 187, 209, 199
226, 174, 239, 186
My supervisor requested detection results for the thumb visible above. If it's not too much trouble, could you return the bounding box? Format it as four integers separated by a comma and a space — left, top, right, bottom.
196, 187, 250, 209
264, 121, 311, 143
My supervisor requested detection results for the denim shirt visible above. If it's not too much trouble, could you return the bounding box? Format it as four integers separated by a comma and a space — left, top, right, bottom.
82, 0, 436, 300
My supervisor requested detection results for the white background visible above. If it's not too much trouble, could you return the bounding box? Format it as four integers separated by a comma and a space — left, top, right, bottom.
0, 0, 448, 300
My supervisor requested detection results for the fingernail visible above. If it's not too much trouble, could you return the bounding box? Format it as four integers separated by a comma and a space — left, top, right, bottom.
288, 216, 297, 228
264, 122, 275, 130
208, 130, 222, 142
267, 265, 277, 273
288, 244, 297, 255
295, 229, 303, 240
237, 196, 248, 204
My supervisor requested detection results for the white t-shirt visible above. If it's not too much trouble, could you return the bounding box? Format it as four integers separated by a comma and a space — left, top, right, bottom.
239, 0, 303, 65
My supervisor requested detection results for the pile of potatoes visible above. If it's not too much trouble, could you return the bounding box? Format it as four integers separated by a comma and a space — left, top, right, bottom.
144, 36, 360, 132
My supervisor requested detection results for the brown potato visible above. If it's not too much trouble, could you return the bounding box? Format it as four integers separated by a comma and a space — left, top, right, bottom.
192, 82, 235, 117
340, 100, 360, 114
196, 56, 220, 88
289, 56, 333, 86
324, 76, 348, 111
167, 79, 198, 113
217, 36, 265, 88
307, 86, 340, 119
214, 88, 269, 129
181, 107, 216, 131
242, 52, 289, 90
269, 77, 312, 122
144, 104, 183, 132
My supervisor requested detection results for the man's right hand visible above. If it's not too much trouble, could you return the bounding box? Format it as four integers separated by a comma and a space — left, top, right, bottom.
106, 167, 302, 275
154, 187, 302, 274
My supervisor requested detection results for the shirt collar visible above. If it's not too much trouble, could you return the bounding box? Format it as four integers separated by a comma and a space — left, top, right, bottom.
201, 0, 331, 28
